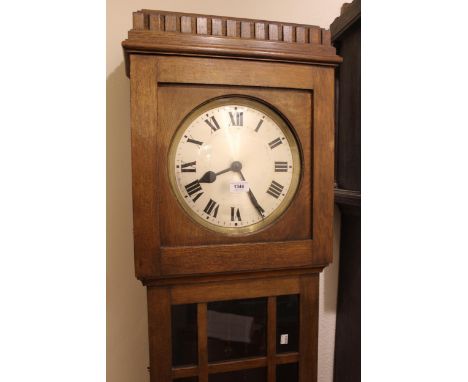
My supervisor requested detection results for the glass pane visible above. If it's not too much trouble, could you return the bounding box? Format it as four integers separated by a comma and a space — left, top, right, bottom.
276, 295, 299, 353
276, 363, 299, 382
207, 297, 267, 362
209, 367, 266, 382
174, 378, 198, 382
172, 304, 198, 366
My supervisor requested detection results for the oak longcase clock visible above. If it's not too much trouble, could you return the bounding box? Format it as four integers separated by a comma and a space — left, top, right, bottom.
122, 9, 340, 382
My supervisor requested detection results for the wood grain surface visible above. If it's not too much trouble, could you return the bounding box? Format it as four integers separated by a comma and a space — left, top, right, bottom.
129, 55, 334, 280
148, 274, 318, 381
129, 56, 160, 279
147, 287, 172, 382
124, 11, 338, 381
331, 2, 361, 381
123, 10, 340, 76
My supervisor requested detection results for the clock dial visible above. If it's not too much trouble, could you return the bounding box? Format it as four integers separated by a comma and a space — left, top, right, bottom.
169, 97, 301, 235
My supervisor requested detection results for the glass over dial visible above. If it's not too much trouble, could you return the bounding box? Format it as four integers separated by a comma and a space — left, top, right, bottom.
168, 97, 301, 235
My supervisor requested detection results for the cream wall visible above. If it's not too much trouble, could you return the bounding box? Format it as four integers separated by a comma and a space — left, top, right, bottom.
107, 1, 343, 381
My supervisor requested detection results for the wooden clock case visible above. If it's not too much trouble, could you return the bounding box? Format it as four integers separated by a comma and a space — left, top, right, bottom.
123, 9, 340, 382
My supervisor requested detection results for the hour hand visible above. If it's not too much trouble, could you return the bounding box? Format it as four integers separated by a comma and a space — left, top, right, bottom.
198, 166, 232, 183
199, 171, 217, 183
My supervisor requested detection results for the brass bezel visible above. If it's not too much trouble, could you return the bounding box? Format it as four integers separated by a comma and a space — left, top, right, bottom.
168, 96, 302, 235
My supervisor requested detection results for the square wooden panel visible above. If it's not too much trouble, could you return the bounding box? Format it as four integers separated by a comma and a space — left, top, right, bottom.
157, 84, 312, 247
130, 55, 334, 279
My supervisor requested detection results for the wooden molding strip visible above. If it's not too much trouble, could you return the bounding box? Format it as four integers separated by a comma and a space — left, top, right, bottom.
208, 356, 267, 374
171, 353, 299, 378
133, 9, 332, 46
334, 187, 361, 207
170, 276, 301, 305
330, 0, 361, 41
171, 365, 199, 378
142, 267, 325, 287
123, 9, 341, 76
160, 240, 315, 276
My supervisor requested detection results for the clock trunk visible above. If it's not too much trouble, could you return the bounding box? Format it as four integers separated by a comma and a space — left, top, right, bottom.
122, 9, 339, 382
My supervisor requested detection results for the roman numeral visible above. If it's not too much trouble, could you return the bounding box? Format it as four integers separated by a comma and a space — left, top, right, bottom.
185, 180, 203, 202
268, 137, 283, 149
229, 112, 243, 126
230, 207, 242, 221
255, 119, 264, 132
203, 199, 219, 218
181, 161, 196, 172
274, 161, 288, 172
204, 116, 220, 132
187, 137, 203, 146
266, 180, 284, 199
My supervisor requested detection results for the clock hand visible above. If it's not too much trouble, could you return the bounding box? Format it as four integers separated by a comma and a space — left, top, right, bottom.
198, 170, 218, 183
198, 161, 265, 217
198, 161, 243, 183
237, 169, 265, 218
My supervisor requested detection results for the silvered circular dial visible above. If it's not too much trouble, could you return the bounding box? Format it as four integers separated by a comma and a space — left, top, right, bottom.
168, 97, 301, 235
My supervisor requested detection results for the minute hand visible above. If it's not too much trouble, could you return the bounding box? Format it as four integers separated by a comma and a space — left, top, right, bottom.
238, 170, 265, 218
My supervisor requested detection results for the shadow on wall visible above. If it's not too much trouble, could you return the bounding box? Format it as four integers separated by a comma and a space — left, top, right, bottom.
107, 62, 150, 382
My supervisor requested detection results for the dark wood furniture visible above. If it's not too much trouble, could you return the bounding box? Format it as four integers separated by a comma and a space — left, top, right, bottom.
330, 2, 361, 381
122, 10, 340, 382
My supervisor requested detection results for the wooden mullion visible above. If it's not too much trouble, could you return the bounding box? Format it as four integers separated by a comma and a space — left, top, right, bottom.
198, 303, 208, 382
268, 297, 277, 382
183, 353, 299, 377
129, 55, 160, 278
299, 275, 319, 382
147, 287, 172, 382
208, 356, 267, 374
172, 356, 301, 379
275, 352, 300, 364
172, 365, 199, 378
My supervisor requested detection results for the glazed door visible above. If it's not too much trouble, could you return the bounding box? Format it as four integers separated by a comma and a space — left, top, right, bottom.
147, 275, 319, 382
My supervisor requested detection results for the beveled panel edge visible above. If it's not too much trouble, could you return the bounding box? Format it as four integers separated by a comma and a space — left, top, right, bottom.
159, 240, 316, 277
142, 267, 326, 287
170, 275, 301, 304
